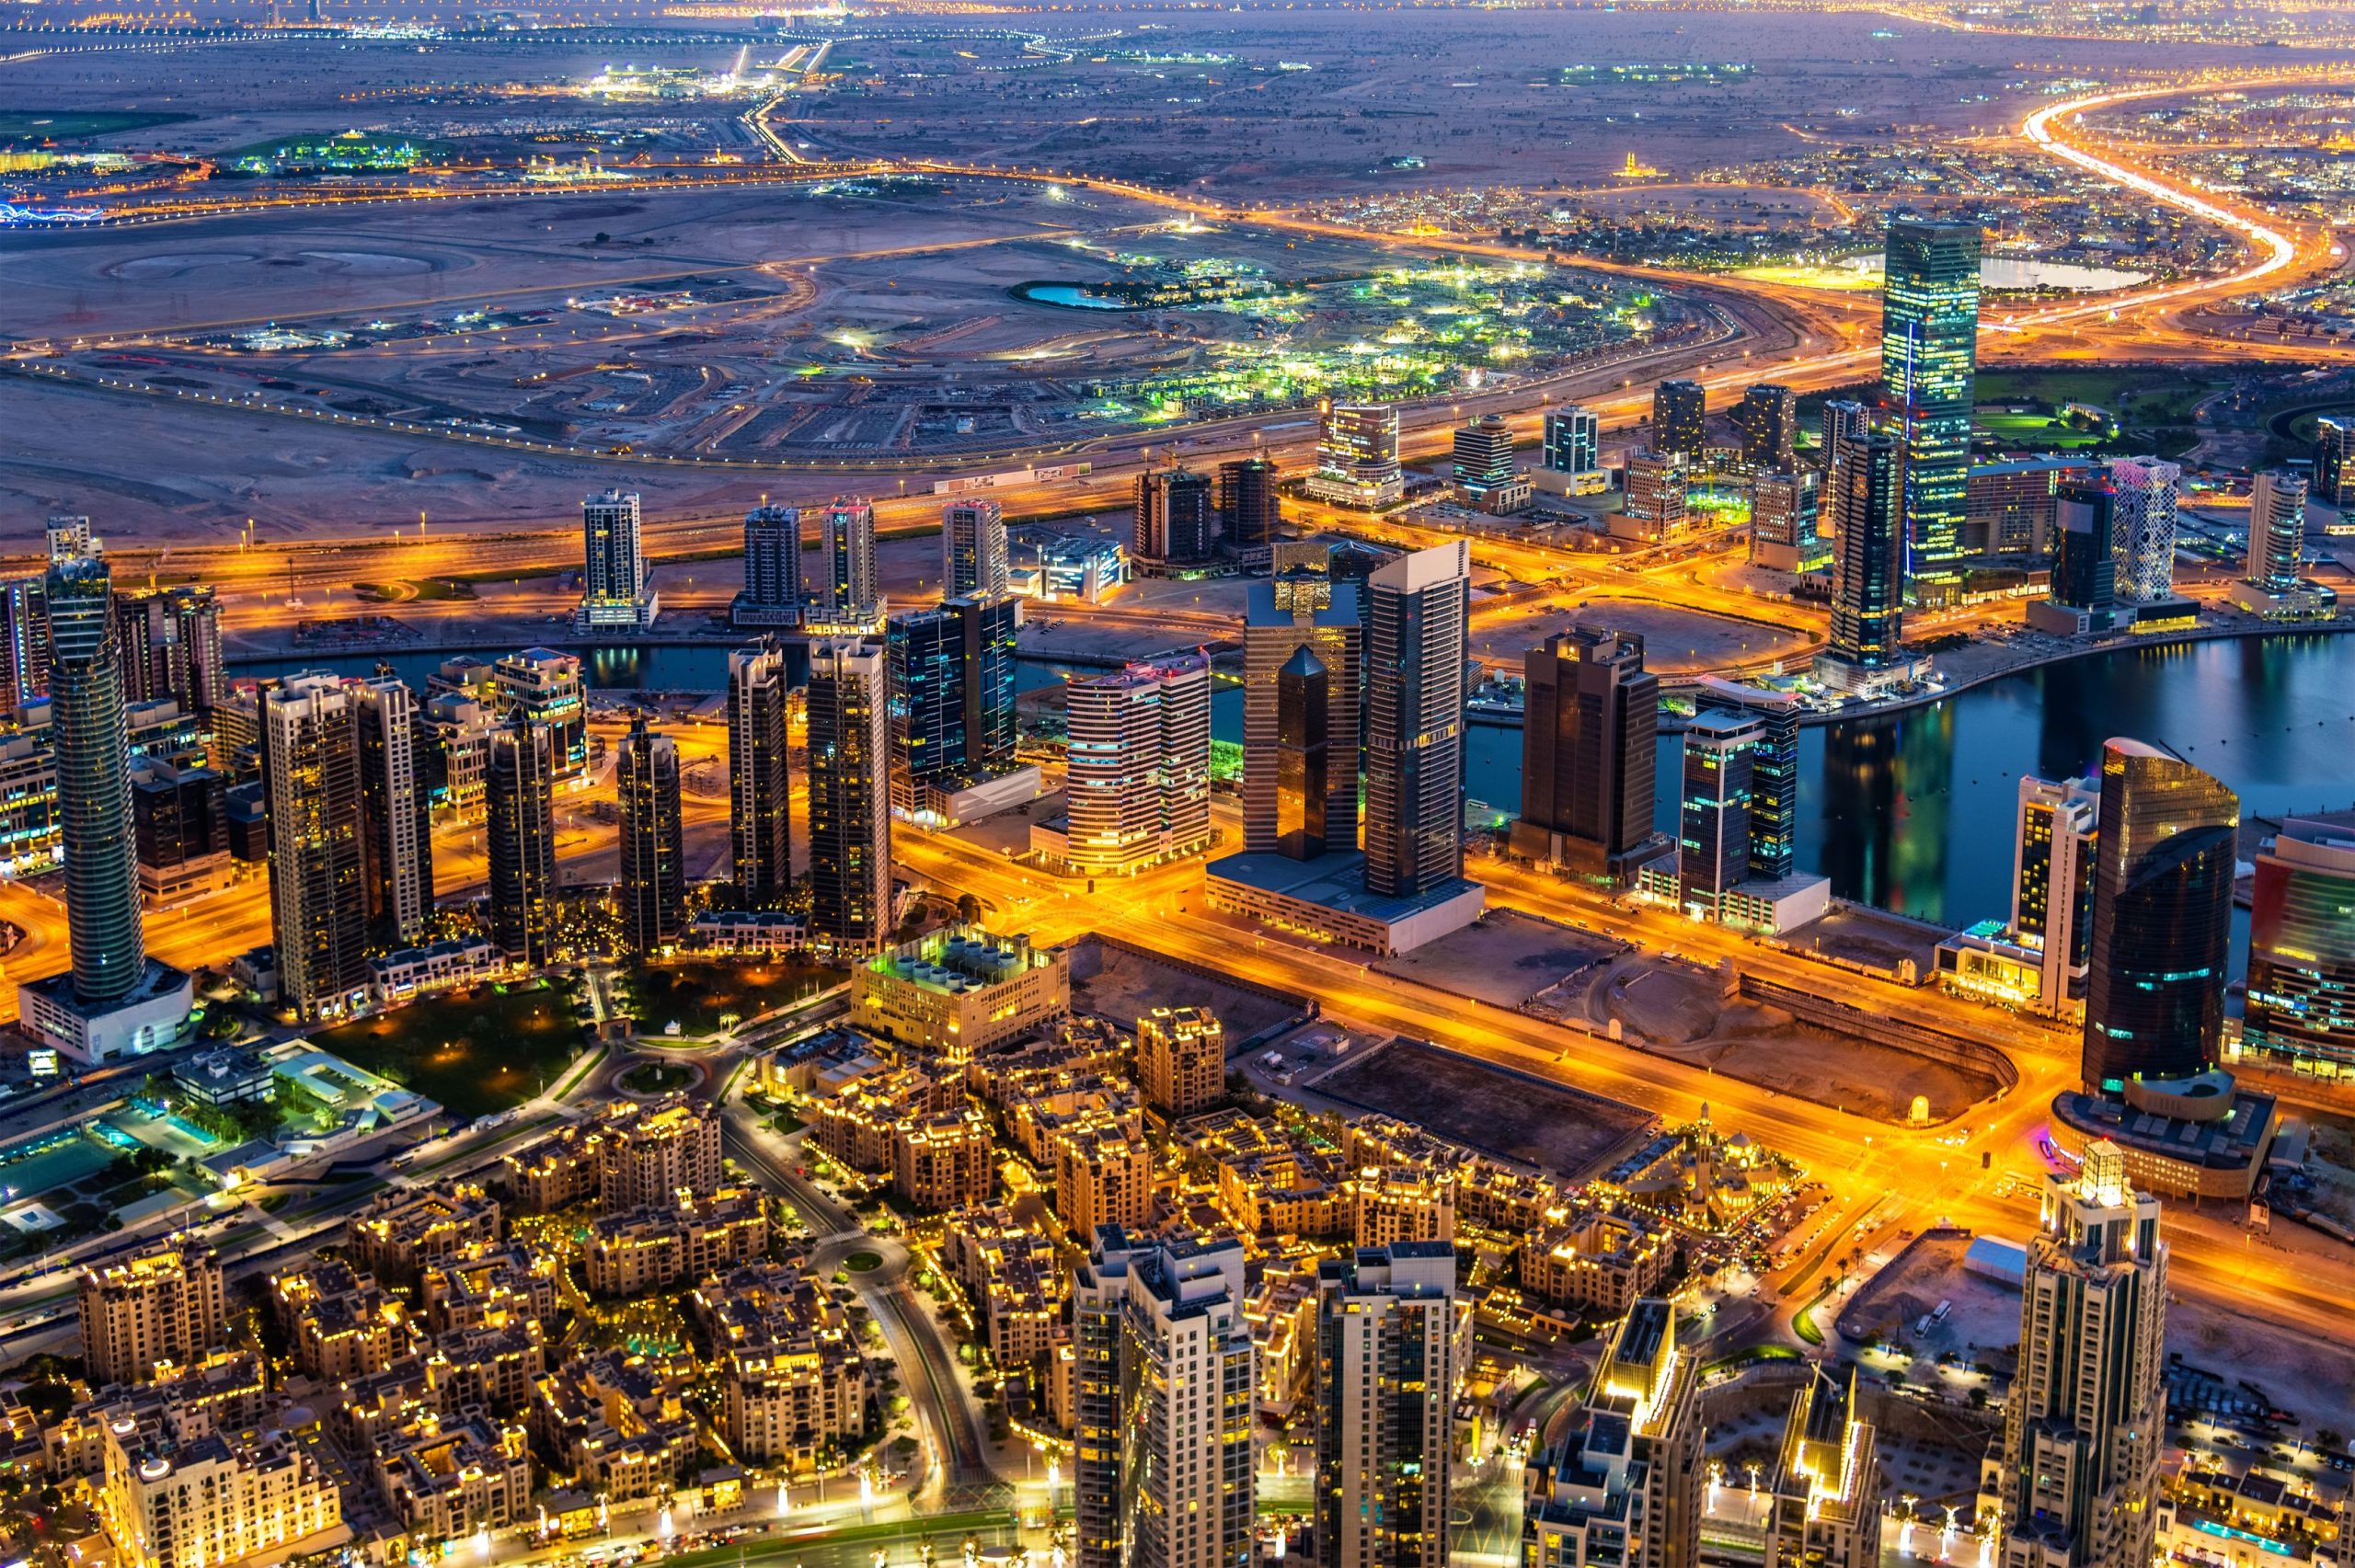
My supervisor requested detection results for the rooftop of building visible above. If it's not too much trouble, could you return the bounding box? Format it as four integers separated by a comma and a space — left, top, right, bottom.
868, 923, 1055, 992
1206, 847, 1482, 924
2051, 1082, 2277, 1173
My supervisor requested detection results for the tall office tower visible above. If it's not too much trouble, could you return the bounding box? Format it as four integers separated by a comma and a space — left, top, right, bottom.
1072, 1230, 1255, 1568
1, 574, 51, 712
132, 760, 228, 908
1133, 468, 1215, 565
2108, 456, 2181, 603
1313, 401, 1404, 508
264, 673, 368, 1021
1651, 378, 1706, 458
353, 676, 433, 948
1709, 1370, 1882, 1568
115, 586, 223, 714
47, 514, 93, 563
941, 498, 1009, 599
78, 1242, 227, 1388
887, 605, 968, 818
47, 555, 144, 1006
2082, 739, 2237, 1092
1748, 468, 1821, 570
814, 498, 879, 622
1521, 1300, 1702, 1568
2242, 819, 2355, 1072
1137, 1004, 1224, 1117
616, 715, 684, 958
486, 714, 557, 968
1824, 431, 1907, 671
1314, 1242, 1456, 1568
1621, 451, 1688, 534
1273, 647, 1331, 858
1818, 399, 1870, 477
1451, 412, 1517, 501
1063, 655, 1212, 875
493, 648, 586, 779
1218, 456, 1281, 546
952, 593, 1020, 778
2245, 469, 2308, 592
2050, 482, 2117, 618
807, 640, 891, 947
1729, 685, 1800, 881
1363, 542, 1469, 898
2316, 416, 2355, 508
1543, 406, 1601, 475
577, 489, 658, 630
1736, 382, 1798, 470
1880, 217, 1982, 605
727, 646, 793, 904
1678, 709, 1757, 910
2015, 773, 2100, 1015
1993, 1142, 2166, 1568
1513, 627, 1657, 879
736, 504, 803, 625
1243, 570, 1361, 856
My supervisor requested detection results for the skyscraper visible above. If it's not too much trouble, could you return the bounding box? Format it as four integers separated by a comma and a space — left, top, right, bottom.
617, 716, 684, 958
813, 498, 879, 624
487, 714, 557, 967
493, 648, 585, 780
953, 593, 1020, 780
354, 675, 433, 949
940, 498, 1008, 599
1991, 1141, 2166, 1568
1073, 1230, 1255, 1568
2082, 738, 2237, 1091
577, 489, 657, 630
1363, 542, 1469, 899
1543, 406, 1601, 476
1274, 647, 1330, 858
1133, 469, 1214, 566
887, 605, 964, 820
1061, 655, 1212, 876
2107, 456, 2181, 604
735, 504, 802, 627
1736, 382, 1798, 470
1818, 399, 1869, 476
1521, 1300, 1702, 1568
1243, 571, 1361, 857
1880, 217, 1982, 604
115, 586, 223, 715
1, 573, 52, 713
1822, 431, 1907, 676
1512, 626, 1658, 881
2315, 416, 2354, 508
1451, 412, 1518, 504
807, 640, 891, 947
1310, 402, 1403, 509
1217, 456, 1281, 546
727, 645, 792, 905
1314, 1242, 1456, 1568
1748, 468, 1821, 571
1651, 378, 1706, 458
2015, 773, 2099, 1016
2242, 818, 2355, 1073
2048, 482, 2117, 623
264, 672, 368, 1020
2245, 468, 2308, 592
1679, 709, 1756, 911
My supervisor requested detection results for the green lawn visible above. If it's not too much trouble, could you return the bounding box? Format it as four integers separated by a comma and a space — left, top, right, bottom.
615, 958, 836, 1037
616, 1059, 694, 1095
311, 978, 589, 1118
1977, 412, 2106, 449
0, 110, 194, 144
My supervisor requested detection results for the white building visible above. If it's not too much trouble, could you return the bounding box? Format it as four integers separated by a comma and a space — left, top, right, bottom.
1040, 653, 1212, 875
577, 490, 659, 631
2108, 456, 2181, 604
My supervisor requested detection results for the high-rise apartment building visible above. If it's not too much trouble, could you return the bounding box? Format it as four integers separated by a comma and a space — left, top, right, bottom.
2015, 773, 2100, 1016
2082, 739, 2237, 1091
1736, 383, 1798, 470
1451, 412, 1520, 507
1137, 1004, 1224, 1117
2108, 456, 2181, 604
887, 605, 966, 819
1513, 626, 1658, 881
2, 573, 52, 713
1243, 571, 1361, 857
79, 1241, 226, 1388
493, 648, 585, 779
1621, 451, 1687, 535
265, 673, 368, 1021
354, 675, 433, 949
1881, 217, 1982, 604
1522, 1299, 1702, 1568
942, 498, 1009, 599
1544, 406, 1601, 476
577, 489, 658, 630
1072, 1230, 1255, 1568
115, 586, 223, 714
1217, 456, 1281, 546
2246, 468, 2308, 592
1679, 709, 1756, 910
1748, 467, 1821, 572
1651, 379, 1706, 459
2046, 482, 2117, 624
1310, 402, 1403, 509
735, 504, 802, 627
727, 645, 793, 905
1059, 654, 1212, 876
2242, 818, 2355, 1073
1818, 399, 1869, 476
812, 498, 880, 625
1823, 430, 1907, 677
617, 716, 684, 958
953, 593, 1020, 781
1991, 1141, 2166, 1568
1314, 1242, 1457, 1568
2315, 416, 2354, 509
1133, 469, 1215, 566
807, 640, 891, 947
1363, 542, 1469, 898
487, 714, 557, 968
1699, 1369, 1882, 1568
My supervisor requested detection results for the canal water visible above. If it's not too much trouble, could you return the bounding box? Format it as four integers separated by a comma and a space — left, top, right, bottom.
236, 632, 2355, 935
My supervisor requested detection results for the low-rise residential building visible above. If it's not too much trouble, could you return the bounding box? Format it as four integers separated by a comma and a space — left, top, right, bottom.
582, 1187, 769, 1297
532, 1349, 697, 1504
1051, 1116, 1155, 1241
79, 1242, 227, 1390
272, 1262, 411, 1380
1517, 1205, 1678, 1318
810, 1066, 959, 1173
350, 1185, 501, 1284
850, 924, 1070, 1062
99, 1420, 347, 1568
419, 1245, 559, 1333
942, 1207, 1066, 1372
1137, 1005, 1225, 1118
892, 1107, 994, 1210
690, 1262, 868, 1471
366, 937, 505, 1006
373, 1412, 533, 1545
1348, 1165, 1458, 1250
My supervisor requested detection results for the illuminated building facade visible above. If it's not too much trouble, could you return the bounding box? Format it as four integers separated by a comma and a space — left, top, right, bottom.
2315, 417, 2355, 509
577, 489, 658, 632
813, 498, 880, 624
2108, 456, 2182, 604
1513, 626, 1659, 882
727, 645, 792, 904
1544, 406, 1601, 477
486, 714, 557, 968
115, 585, 223, 715
1522, 1300, 1702, 1568
2246, 468, 2309, 592
1817, 399, 1868, 476
1652, 379, 1706, 459
1736, 383, 1798, 471
1314, 1242, 1457, 1568
850, 923, 1070, 1059
1054, 653, 1212, 875
1749, 468, 1823, 573
1243, 569, 1361, 858
943, 498, 1010, 599
1138, 1004, 1225, 1117
1821, 430, 1907, 681
1311, 402, 1403, 509
1621, 451, 1688, 536
1218, 456, 1281, 546
101, 1423, 346, 1568
79, 1242, 227, 1388
617, 716, 684, 957
1701, 1369, 1882, 1568
2242, 818, 2355, 1073
265, 672, 369, 1022
1880, 217, 1982, 605
735, 504, 802, 627
2015, 773, 2100, 1016
1363, 542, 1469, 899
492, 648, 586, 779
1133, 468, 1215, 567
355, 675, 433, 949
892, 1108, 994, 1210
1452, 412, 1522, 509
806, 639, 892, 947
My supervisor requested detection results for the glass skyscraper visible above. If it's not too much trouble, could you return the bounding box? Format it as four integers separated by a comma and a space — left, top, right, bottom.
2243, 819, 2355, 1073
48, 555, 144, 1007
1880, 218, 1981, 606
1825, 431, 1906, 670
1363, 542, 1469, 898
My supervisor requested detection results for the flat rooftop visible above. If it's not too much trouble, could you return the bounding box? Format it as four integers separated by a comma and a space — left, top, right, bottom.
1206, 848, 1482, 924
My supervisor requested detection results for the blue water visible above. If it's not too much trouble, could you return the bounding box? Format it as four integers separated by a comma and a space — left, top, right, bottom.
1017, 283, 1141, 312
